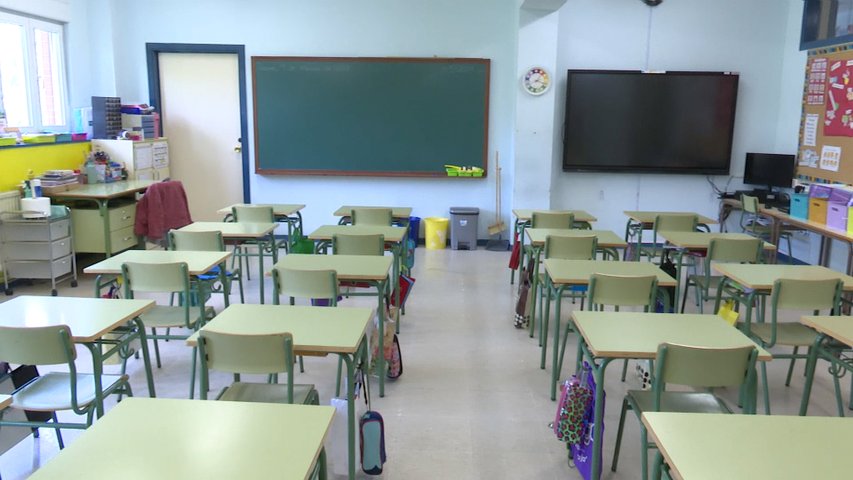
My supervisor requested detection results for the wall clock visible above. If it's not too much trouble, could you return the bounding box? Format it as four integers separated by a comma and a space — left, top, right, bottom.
522, 67, 550, 96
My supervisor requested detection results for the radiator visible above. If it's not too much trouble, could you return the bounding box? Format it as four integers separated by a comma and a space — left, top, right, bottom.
0, 191, 22, 274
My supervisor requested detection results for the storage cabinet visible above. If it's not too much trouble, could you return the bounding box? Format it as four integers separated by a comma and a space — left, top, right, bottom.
91, 138, 170, 181
71, 201, 137, 254
0, 206, 78, 296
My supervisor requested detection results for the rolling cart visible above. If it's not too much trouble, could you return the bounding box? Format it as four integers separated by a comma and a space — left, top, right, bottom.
0, 205, 78, 296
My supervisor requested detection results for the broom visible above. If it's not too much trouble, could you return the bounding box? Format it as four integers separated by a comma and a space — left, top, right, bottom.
486, 152, 508, 250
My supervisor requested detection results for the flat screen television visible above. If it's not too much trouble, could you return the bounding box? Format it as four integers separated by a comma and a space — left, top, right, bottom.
743, 153, 796, 190
562, 70, 739, 174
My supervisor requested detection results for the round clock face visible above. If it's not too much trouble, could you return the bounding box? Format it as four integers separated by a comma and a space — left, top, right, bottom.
523, 67, 550, 95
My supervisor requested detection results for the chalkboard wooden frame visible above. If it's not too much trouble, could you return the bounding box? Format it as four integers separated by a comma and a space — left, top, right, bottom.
251, 56, 490, 177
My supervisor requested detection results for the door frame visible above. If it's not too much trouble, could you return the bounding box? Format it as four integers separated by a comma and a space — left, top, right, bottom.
145, 43, 250, 202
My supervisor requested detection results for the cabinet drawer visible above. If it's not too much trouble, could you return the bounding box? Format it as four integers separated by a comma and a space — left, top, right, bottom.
3, 238, 72, 260
6, 254, 73, 279
3, 219, 70, 242
110, 226, 138, 253
109, 204, 136, 230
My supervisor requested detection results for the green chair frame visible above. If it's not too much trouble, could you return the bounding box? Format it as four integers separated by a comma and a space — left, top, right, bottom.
198, 330, 319, 405
231, 205, 281, 281
740, 194, 794, 263
680, 237, 763, 313
169, 229, 244, 304
644, 214, 698, 263
122, 261, 211, 398
612, 342, 758, 480
0, 325, 133, 449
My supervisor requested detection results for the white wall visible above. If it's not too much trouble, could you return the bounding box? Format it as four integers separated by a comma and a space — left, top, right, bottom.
550, 0, 800, 234
70, 0, 519, 237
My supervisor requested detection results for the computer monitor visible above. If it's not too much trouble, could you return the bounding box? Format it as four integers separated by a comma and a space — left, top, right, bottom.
743, 153, 796, 190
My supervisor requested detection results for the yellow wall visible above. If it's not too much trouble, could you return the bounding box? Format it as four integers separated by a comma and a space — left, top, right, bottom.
0, 142, 90, 192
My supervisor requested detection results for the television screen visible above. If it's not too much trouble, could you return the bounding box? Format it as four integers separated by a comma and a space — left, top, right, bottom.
562, 70, 739, 174
743, 153, 796, 189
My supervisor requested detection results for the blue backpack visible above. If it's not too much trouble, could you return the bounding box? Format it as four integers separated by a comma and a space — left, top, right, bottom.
359, 410, 387, 474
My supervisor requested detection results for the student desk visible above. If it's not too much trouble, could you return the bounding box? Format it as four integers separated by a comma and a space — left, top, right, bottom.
542, 259, 678, 400
642, 412, 853, 480
623, 210, 718, 261
217, 203, 305, 251
574, 313, 772, 480
28, 397, 335, 480
509, 209, 598, 284
274, 254, 393, 398
186, 304, 369, 480
763, 207, 853, 273
84, 249, 232, 312
177, 221, 277, 303
712, 263, 853, 331
45, 180, 156, 257
333, 205, 412, 226
0, 296, 155, 416
308, 224, 407, 313
523, 229, 627, 341
799, 315, 853, 416
657, 231, 777, 309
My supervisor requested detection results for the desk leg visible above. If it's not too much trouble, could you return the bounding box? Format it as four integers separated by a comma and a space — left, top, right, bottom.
219, 262, 230, 308
673, 249, 684, 313
317, 448, 328, 480
100, 199, 112, 257
799, 334, 823, 416
338, 351, 357, 480
83, 342, 106, 417
529, 246, 541, 340
580, 341, 612, 480
131, 317, 157, 398
550, 285, 568, 401
540, 274, 551, 370
376, 278, 388, 398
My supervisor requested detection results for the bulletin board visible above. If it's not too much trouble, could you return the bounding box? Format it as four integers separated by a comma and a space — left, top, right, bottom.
798, 45, 853, 185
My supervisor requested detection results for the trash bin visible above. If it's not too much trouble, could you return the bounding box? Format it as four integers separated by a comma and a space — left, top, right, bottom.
424, 217, 449, 250
408, 216, 421, 243
449, 207, 479, 250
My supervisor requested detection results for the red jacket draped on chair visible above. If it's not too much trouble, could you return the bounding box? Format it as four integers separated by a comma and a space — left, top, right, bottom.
134, 180, 192, 241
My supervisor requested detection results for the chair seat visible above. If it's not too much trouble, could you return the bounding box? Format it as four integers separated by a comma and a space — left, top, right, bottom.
218, 382, 318, 405
139, 305, 204, 329
11, 372, 127, 411
749, 322, 817, 347
627, 390, 732, 415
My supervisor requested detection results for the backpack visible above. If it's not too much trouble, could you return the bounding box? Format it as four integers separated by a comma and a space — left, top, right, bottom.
359, 410, 387, 474
514, 258, 534, 328
552, 372, 593, 444
387, 334, 403, 379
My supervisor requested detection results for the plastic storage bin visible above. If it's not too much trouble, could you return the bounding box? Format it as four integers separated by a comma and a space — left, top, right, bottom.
827, 187, 853, 230
408, 216, 421, 243
424, 217, 449, 250
809, 184, 833, 224
449, 207, 479, 250
789, 193, 809, 219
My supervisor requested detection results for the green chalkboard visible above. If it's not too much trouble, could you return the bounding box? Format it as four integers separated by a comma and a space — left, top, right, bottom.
252, 57, 490, 177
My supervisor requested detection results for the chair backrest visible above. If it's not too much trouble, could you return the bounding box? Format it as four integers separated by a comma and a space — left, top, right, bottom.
232, 205, 275, 223
741, 194, 760, 214
531, 211, 574, 229
652, 342, 758, 411
122, 262, 190, 294
169, 230, 225, 252
706, 237, 763, 264
587, 273, 658, 311
653, 214, 698, 233
351, 208, 392, 226
332, 233, 385, 256
271, 266, 339, 305
544, 235, 597, 260
0, 325, 76, 366
198, 330, 296, 403
771, 278, 842, 312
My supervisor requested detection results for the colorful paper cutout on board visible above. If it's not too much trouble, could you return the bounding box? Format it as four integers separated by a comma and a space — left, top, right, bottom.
824, 59, 853, 136
808, 58, 827, 105
820, 145, 842, 172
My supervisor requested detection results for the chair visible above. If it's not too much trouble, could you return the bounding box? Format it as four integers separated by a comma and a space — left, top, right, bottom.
611, 343, 759, 480
749, 277, 842, 414
646, 214, 698, 263
169, 229, 244, 304
680, 237, 763, 313
351, 208, 392, 226
122, 261, 212, 398
197, 330, 319, 405
536, 235, 597, 349
740, 194, 794, 263
0, 325, 133, 449
332, 233, 385, 256
531, 211, 574, 229
231, 205, 279, 280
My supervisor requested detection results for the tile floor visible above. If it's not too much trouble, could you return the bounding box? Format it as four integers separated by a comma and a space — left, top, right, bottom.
0, 247, 848, 479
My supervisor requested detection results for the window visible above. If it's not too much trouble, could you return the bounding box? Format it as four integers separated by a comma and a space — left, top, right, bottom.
0, 11, 68, 131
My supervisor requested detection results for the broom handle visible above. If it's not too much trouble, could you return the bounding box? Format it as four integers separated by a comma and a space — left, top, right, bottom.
495, 152, 501, 221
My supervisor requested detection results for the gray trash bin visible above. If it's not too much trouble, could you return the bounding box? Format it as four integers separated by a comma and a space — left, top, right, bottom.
449, 207, 479, 250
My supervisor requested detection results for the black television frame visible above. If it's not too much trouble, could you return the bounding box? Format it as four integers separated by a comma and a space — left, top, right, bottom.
562, 69, 739, 175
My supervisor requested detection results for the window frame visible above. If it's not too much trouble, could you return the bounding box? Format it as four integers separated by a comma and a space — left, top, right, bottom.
0, 10, 69, 132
